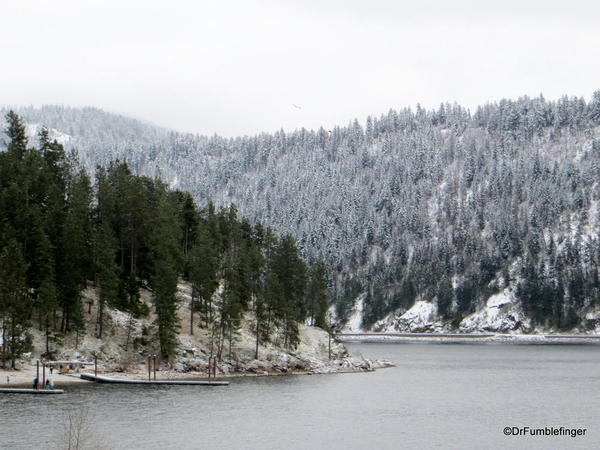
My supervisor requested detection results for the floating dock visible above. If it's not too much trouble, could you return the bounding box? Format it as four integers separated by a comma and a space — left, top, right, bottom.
80, 373, 229, 386
0, 388, 64, 394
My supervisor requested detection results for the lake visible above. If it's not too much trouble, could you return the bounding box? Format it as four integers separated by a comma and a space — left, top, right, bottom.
1, 343, 599, 449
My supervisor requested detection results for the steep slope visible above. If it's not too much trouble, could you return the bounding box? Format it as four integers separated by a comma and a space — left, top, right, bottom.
2, 93, 600, 332
21, 281, 381, 377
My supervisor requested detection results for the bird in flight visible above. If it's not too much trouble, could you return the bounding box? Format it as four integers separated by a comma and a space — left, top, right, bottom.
292, 104, 302, 110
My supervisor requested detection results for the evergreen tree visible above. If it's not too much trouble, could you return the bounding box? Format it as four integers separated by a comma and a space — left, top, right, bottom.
270, 235, 307, 349
5, 110, 27, 160
436, 276, 454, 321
188, 226, 219, 333
179, 191, 199, 275
58, 170, 93, 332
147, 183, 181, 358
0, 240, 32, 368
94, 221, 119, 338
306, 260, 329, 328
37, 275, 58, 355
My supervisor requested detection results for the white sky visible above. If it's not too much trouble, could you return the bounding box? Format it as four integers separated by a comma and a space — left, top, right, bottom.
1, 0, 599, 136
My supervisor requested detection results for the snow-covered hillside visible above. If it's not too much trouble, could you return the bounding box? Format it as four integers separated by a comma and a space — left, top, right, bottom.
2, 93, 599, 332
23, 282, 387, 376
25, 123, 72, 146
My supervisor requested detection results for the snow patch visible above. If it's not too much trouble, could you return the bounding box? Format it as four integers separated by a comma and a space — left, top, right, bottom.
584, 305, 600, 333
374, 301, 440, 332
459, 288, 531, 333
25, 123, 72, 145
342, 294, 365, 332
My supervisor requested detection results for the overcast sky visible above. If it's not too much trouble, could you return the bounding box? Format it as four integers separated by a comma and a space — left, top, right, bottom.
1, 0, 599, 136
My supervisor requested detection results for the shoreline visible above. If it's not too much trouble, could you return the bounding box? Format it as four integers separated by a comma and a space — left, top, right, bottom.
0, 360, 393, 389
338, 332, 600, 345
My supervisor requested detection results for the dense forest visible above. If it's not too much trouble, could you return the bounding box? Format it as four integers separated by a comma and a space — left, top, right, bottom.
2, 91, 600, 331
0, 112, 328, 368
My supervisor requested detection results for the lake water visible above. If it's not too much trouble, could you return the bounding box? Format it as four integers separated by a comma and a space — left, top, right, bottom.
1, 343, 599, 449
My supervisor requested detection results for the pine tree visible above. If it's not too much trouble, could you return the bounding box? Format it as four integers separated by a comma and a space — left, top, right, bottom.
1, 111, 31, 257
436, 275, 453, 321
245, 229, 266, 358
5, 110, 27, 160
263, 263, 285, 342
147, 183, 182, 358
152, 257, 180, 358
270, 235, 307, 349
94, 221, 119, 338
188, 226, 218, 333
58, 170, 93, 332
179, 192, 199, 274
306, 260, 329, 328
0, 240, 32, 368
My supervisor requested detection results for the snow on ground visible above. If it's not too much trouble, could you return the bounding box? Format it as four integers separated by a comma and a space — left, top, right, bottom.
342, 294, 365, 332
4, 282, 384, 379
459, 288, 531, 333
584, 306, 600, 333
25, 123, 72, 145
374, 301, 441, 332
345, 281, 599, 335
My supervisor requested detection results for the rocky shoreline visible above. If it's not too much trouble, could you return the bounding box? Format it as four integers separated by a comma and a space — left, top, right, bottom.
0, 357, 394, 389
0, 283, 392, 390
338, 332, 600, 344
344, 288, 600, 336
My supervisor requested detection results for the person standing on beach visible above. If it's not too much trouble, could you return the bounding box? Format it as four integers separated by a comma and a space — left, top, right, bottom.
33, 377, 38, 390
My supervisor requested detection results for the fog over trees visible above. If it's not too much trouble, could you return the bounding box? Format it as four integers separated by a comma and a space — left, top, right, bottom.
2, 91, 600, 330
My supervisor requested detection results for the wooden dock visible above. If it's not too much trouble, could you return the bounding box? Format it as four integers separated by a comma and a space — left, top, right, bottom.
80, 373, 229, 386
0, 388, 64, 394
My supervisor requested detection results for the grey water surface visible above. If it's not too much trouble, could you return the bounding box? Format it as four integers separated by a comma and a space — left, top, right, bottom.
1, 343, 599, 449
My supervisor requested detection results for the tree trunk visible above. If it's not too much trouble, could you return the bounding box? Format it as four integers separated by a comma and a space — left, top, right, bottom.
255, 319, 259, 360
97, 298, 104, 339
60, 309, 66, 333
190, 292, 194, 335
228, 321, 232, 360
2, 318, 7, 369
184, 227, 189, 256
10, 316, 16, 369
45, 316, 50, 354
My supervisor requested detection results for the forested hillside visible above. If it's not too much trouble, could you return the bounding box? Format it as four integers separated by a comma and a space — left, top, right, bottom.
2, 91, 600, 332
0, 112, 328, 368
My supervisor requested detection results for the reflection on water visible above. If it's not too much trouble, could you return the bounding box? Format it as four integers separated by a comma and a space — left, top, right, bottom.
1, 343, 599, 449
